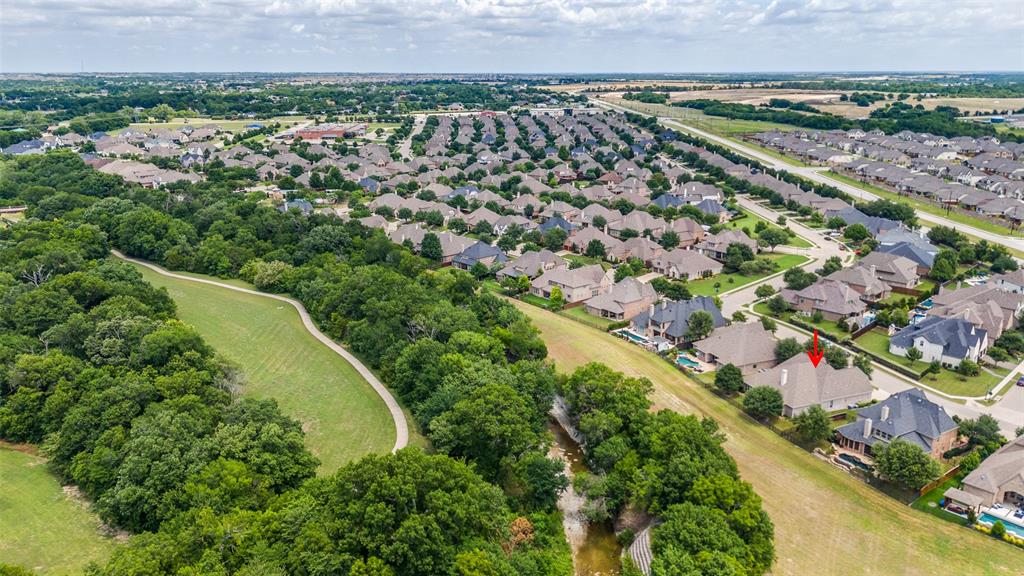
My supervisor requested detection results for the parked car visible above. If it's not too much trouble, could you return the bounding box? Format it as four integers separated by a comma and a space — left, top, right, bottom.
1016, 376, 1024, 387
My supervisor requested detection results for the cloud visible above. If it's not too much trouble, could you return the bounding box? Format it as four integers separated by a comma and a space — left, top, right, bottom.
1, 0, 1021, 72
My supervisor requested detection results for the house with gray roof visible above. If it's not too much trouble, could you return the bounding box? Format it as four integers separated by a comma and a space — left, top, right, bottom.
956, 435, 1024, 508
631, 297, 726, 346
877, 241, 937, 274
584, 277, 659, 321
692, 322, 777, 375
835, 388, 959, 459
888, 316, 988, 367
745, 354, 872, 417
496, 249, 566, 281
651, 249, 723, 280
452, 241, 508, 270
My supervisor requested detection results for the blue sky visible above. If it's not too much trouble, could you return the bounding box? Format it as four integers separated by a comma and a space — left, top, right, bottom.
2, 0, 1022, 73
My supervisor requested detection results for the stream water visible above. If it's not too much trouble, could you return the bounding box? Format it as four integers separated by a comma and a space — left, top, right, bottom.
548, 420, 622, 576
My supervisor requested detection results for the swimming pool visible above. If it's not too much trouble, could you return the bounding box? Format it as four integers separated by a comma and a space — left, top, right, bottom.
617, 329, 650, 344
980, 513, 1024, 539
676, 355, 700, 368
920, 298, 933, 309
837, 453, 873, 472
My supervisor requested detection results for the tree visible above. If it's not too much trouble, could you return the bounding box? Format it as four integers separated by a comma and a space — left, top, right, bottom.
783, 267, 817, 290
420, 232, 442, 262
754, 284, 776, 299
714, 363, 745, 395
760, 316, 777, 333
775, 337, 802, 362
843, 223, 870, 242
1017, 426, 1024, 439
659, 230, 680, 249
724, 243, 755, 272
874, 439, 941, 490
592, 215, 607, 229
549, 286, 564, 310
544, 227, 569, 251
924, 360, 942, 380
991, 255, 1019, 274
767, 294, 790, 316
816, 256, 843, 277
929, 250, 958, 282
957, 359, 980, 378
853, 353, 873, 378
793, 405, 832, 445
686, 310, 715, 342
991, 520, 1007, 540
731, 311, 747, 323
826, 216, 846, 230
584, 239, 606, 258
905, 346, 923, 364
959, 415, 1003, 448
757, 227, 789, 252
743, 386, 783, 421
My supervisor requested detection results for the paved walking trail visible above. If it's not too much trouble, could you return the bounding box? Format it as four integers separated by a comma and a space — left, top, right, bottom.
113, 250, 409, 453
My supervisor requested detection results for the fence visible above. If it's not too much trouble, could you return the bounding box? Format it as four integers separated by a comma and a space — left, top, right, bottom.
919, 464, 962, 497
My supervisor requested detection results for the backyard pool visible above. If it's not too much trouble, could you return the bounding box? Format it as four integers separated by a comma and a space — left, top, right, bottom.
920, 298, 933, 309
616, 329, 650, 345
837, 453, 873, 472
676, 355, 700, 368
980, 513, 1024, 539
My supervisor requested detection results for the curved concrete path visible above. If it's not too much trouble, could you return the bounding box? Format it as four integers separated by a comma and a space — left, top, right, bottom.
113, 250, 409, 452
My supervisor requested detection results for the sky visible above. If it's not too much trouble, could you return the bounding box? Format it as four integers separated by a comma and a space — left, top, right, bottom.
2, 0, 1023, 73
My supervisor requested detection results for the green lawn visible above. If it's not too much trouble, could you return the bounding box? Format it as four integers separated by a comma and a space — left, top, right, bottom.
563, 253, 612, 270
0, 447, 116, 575
130, 263, 398, 472
510, 299, 1024, 576
689, 254, 809, 297
911, 476, 971, 526
560, 305, 616, 331
725, 208, 813, 248
856, 328, 1009, 396
751, 302, 850, 341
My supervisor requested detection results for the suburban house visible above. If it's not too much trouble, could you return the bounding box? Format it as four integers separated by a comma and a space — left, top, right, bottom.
531, 264, 614, 303
888, 316, 988, 366
584, 277, 659, 321
835, 388, 959, 460
668, 217, 706, 248
695, 229, 758, 260
692, 322, 777, 374
825, 266, 892, 301
745, 354, 873, 417
952, 435, 1024, 509
567, 226, 624, 254
782, 279, 867, 323
496, 250, 566, 281
930, 284, 1024, 340
993, 270, 1024, 294
452, 241, 508, 270
609, 237, 663, 265
651, 249, 724, 280
630, 297, 727, 346
855, 252, 921, 289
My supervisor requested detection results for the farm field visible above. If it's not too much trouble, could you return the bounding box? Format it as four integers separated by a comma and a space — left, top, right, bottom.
510, 300, 1024, 576
129, 262, 399, 471
602, 96, 800, 135
0, 446, 116, 575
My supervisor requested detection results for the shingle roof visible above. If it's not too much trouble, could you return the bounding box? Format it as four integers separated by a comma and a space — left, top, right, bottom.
835, 388, 957, 453
746, 354, 872, 412
889, 316, 986, 360
693, 322, 776, 368
962, 436, 1024, 497
631, 296, 726, 339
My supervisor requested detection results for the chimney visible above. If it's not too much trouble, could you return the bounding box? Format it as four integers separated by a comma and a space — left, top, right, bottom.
779, 369, 788, 387
880, 405, 890, 421
863, 418, 873, 438
869, 264, 877, 276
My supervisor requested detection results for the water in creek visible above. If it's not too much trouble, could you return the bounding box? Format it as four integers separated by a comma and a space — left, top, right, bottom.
548, 420, 622, 576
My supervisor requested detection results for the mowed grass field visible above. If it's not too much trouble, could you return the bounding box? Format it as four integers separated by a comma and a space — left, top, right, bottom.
510, 300, 1024, 576
0, 447, 115, 575
131, 263, 397, 472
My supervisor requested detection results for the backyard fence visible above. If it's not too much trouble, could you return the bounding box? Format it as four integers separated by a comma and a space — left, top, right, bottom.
919, 464, 962, 497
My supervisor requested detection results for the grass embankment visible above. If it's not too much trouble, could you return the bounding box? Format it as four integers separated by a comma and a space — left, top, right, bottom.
0, 447, 116, 575
131, 263, 402, 471
511, 300, 1024, 576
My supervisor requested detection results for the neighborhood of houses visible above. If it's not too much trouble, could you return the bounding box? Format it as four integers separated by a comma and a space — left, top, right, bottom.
8, 105, 1024, 547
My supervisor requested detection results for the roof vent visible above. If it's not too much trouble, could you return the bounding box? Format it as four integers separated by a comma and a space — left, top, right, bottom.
864, 418, 873, 438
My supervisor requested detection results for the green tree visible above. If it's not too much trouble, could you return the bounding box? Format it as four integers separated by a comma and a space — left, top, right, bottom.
957, 359, 980, 378
549, 286, 564, 310
930, 250, 958, 282
757, 227, 789, 252
760, 316, 777, 333
905, 346, 923, 364
775, 337, 802, 362
544, 227, 569, 251
685, 310, 715, 342
660, 230, 680, 249
714, 363, 745, 395
767, 294, 790, 316
874, 439, 941, 490
743, 386, 783, 421
754, 284, 776, 299
793, 405, 832, 445
420, 232, 443, 262
585, 239, 606, 258
843, 223, 870, 242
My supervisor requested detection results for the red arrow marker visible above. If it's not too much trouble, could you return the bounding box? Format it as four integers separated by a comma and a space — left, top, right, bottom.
807, 328, 824, 367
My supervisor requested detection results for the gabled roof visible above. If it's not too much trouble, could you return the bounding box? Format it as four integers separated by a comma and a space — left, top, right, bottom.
889, 316, 986, 360
693, 322, 776, 368
631, 296, 726, 339
962, 436, 1024, 497
585, 277, 657, 315
746, 354, 872, 412
836, 388, 958, 453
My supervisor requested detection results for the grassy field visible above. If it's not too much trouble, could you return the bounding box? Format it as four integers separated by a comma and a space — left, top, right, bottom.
510, 300, 1024, 576
130, 263, 398, 472
559, 305, 616, 331
603, 97, 800, 135
688, 254, 809, 296
117, 116, 309, 134
1, 447, 116, 575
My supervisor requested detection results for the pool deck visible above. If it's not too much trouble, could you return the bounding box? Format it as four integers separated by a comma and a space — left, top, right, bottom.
981, 505, 1024, 535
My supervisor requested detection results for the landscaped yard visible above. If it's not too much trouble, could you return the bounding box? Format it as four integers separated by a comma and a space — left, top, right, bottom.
854, 328, 921, 368
725, 208, 814, 248
751, 301, 852, 342
912, 476, 970, 526
688, 253, 809, 296
509, 299, 1024, 576
131, 262, 402, 472
0, 446, 116, 575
